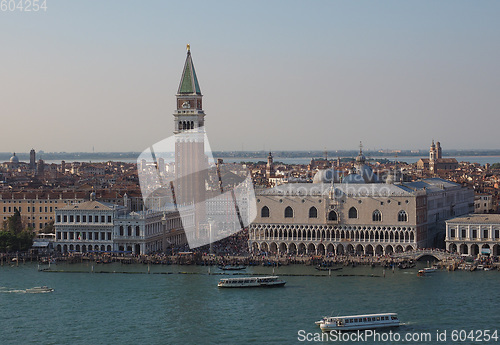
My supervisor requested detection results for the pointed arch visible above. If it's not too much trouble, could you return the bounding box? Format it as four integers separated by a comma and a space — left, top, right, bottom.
328, 210, 338, 221
372, 209, 382, 222
284, 206, 294, 218
348, 207, 358, 219
398, 210, 408, 222
309, 206, 318, 218
261, 206, 270, 218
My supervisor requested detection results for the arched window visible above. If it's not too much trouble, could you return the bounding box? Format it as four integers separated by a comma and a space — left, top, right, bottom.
119, 226, 124, 236
190, 121, 194, 129
328, 210, 338, 221
309, 206, 318, 218
348, 207, 358, 219
372, 210, 382, 222
284, 206, 294, 218
128, 226, 132, 236
261, 206, 270, 218
135, 226, 140, 237
398, 210, 408, 222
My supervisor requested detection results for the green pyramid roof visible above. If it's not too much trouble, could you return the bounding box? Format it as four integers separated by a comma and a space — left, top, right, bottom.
178, 50, 201, 95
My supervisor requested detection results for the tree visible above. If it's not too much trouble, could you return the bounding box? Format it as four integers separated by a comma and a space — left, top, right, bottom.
0, 210, 35, 252
41, 221, 55, 234
3, 209, 23, 234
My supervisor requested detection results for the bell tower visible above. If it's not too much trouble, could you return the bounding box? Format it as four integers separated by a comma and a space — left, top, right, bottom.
173, 45, 207, 245
174, 44, 205, 134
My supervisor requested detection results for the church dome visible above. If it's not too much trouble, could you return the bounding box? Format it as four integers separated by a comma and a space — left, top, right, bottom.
355, 153, 366, 164
9, 153, 19, 164
312, 168, 339, 184
357, 164, 379, 183
342, 173, 365, 184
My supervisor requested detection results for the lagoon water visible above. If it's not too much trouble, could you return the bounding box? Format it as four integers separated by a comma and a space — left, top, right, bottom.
1, 262, 499, 345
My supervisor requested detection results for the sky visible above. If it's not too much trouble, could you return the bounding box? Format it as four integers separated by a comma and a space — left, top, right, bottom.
1, 0, 499, 153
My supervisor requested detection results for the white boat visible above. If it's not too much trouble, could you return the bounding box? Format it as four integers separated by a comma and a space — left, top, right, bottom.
217, 276, 286, 288
25, 286, 54, 293
423, 267, 437, 273
318, 313, 400, 332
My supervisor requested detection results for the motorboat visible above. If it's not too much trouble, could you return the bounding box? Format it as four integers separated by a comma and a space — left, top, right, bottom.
317, 313, 400, 332
423, 266, 438, 273
217, 276, 285, 288
25, 286, 54, 293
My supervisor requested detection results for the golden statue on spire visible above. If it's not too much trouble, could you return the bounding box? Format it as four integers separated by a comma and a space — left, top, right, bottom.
187, 44, 190, 52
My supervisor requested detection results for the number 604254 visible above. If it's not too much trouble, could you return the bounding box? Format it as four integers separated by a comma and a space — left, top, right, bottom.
1, 0, 47, 12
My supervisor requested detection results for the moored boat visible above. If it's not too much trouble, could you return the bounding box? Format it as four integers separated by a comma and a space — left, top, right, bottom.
315, 266, 342, 271
218, 265, 246, 271
317, 313, 400, 332
217, 276, 286, 288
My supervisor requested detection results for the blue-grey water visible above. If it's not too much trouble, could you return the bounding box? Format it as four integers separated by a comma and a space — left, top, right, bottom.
1, 262, 499, 345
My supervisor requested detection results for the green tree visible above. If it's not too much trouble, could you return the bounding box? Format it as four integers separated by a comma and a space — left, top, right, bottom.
41, 221, 55, 234
3, 209, 23, 234
0, 210, 35, 252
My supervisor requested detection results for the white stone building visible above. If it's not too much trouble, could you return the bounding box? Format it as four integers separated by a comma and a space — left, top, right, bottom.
55, 200, 126, 253
445, 214, 500, 256
114, 209, 183, 254
55, 199, 183, 254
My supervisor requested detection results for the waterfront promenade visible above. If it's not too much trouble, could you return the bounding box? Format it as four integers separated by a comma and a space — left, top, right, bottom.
2, 249, 499, 272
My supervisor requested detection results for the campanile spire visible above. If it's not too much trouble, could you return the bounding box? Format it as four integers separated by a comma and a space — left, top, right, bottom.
174, 45, 205, 134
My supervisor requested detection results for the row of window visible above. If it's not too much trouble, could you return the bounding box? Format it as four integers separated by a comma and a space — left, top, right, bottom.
1, 200, 67, 204
57, 231, 112, 241
119, 225, 141, 237
3, 206, 57, 213
179, 121, 195, 130
450, 228, 500, 239
57, 214, 112, 224
260, 206, 408, 222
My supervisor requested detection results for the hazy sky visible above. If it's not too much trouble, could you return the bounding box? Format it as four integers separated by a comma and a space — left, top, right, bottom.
1, 1, 499, 153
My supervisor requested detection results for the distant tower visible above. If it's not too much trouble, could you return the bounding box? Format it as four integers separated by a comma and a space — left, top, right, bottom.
355, 141, 366, 167
157, 157, 165, 174
436, 141, 442, 159
61, 160, 66, 174
266, 152, 274, 179
37, 159, 45, 176
429, 140, 437, 161
29, 149, 36, 170
173, 45, 207, 241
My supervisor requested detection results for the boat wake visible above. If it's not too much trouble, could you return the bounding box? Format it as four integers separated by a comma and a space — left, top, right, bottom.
0, 286, 54, 294
0, 287, 28, 294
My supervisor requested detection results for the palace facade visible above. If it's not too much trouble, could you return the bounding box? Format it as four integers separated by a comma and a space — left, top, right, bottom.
249, 170, 474, 255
